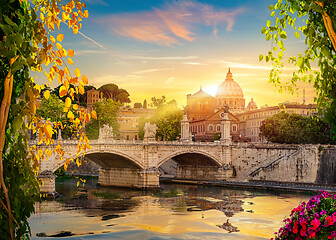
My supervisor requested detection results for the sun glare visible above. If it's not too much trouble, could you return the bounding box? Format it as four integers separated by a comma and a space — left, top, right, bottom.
203, 85, 218, 97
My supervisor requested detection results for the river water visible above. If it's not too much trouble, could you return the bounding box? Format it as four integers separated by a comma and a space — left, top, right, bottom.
29, 178, 313, 240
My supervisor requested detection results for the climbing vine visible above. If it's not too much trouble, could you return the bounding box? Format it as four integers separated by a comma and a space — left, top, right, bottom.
0, 0, 96, 239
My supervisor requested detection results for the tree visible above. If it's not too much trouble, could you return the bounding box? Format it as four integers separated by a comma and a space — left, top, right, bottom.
98, 83, 131, 104
139, 99, 183, 141
37, 94, 64, 123
85, 99, 121, 139
151, 96, 166, 108
143, 99, 147, 109
261, 0, 336, 135
0, 1, 92, 239
259, 111, 334, 144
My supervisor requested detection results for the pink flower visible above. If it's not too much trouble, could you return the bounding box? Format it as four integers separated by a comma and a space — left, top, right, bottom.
325, 216, 334, 226
311, 218, 320, 230
328, 231, 336, 239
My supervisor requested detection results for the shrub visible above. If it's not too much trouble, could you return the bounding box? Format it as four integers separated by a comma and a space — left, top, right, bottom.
272, 190, 336, 239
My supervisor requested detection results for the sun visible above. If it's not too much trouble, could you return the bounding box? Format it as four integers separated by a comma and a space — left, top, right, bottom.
203, 85, 218, 97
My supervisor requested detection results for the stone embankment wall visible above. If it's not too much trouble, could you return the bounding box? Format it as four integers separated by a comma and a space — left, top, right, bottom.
315, 147, 336, 184
231, 143, 321, 183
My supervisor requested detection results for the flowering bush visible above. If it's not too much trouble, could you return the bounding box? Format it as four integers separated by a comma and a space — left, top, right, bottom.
272, 190, 336, 240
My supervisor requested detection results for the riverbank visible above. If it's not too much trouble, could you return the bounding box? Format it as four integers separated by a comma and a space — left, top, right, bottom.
160, 177, 336, 193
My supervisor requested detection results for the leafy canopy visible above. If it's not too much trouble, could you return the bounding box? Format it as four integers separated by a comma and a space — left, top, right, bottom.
85, 99, 121, 139
260, 111, 335, 144
98, 83, 131, 104
139, 99, 183, 141
261, 0, 336, 134
0, 0, 94, 239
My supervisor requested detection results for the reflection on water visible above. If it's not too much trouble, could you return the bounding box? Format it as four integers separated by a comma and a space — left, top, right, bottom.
29, 178, 312, 240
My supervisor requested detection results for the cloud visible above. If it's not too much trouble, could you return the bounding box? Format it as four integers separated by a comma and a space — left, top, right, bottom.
98, 0, 245, 46
134, 68, 165, 74
183, 62, 206, 65
165, 76, 175, 84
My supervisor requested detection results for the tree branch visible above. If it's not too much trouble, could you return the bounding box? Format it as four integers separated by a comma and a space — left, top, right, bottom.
316, 1, 336, 51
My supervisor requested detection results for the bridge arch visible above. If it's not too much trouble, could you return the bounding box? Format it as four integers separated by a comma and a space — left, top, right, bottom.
157, 150, 222, 168
52, 149, 144, 172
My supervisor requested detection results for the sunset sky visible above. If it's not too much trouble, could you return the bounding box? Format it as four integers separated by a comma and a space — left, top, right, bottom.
40, 0, 316, 107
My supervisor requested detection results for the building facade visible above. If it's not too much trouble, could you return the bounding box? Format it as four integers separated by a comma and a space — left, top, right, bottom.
236, 103, 317, 142
186, 69, 317, 142
87, 89, 103, 113
118, 107, 155, 140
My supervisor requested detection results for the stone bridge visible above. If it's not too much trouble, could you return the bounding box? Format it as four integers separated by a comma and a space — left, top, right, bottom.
37, 139, 233, 192
35, 113, 334, 193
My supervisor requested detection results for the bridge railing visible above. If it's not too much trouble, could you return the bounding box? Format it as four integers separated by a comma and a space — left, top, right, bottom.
28, 139, 227, 146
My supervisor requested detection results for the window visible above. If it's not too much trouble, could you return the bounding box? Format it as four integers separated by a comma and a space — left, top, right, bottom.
208, 125, 213, 132
232, 124, 237, 132
135, 135, 138, 140
216, 125, 221, 132
127, 135, 129, 140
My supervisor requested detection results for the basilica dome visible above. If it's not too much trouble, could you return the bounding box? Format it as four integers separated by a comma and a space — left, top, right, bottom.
215, 69, 245, 113
246, 98, 258, 110
216, 69, 244, 98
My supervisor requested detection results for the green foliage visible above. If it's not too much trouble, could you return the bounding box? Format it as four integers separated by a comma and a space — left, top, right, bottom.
85, 99, 121, 139
262, 0, 336, 134
38, 94, 64, 122
0, 0, 41, 238
260, 111, 335, 144
98, 83, 130, 104
139, 99, 183, 141
37, 93, 78, 139
213, 133, 221, 141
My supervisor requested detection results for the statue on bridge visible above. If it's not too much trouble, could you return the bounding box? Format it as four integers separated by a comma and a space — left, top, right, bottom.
99, 124, 114, 141
144, 122, 157, 141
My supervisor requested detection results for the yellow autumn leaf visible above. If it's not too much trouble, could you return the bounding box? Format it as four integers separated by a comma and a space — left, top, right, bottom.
50, 35, 55, 43
68, 49, 74, 57
29, 102, 36, 114
67, 111, 74, 120
62, 12, 69, 22
73, 25, 78, 35
65, 97, 71, 108
44, 90, 50, 100
91, 110, 97, 119
85, 113, 91, 123
57, 33, 64, 42
63, 49, 67, 57
75, 67, 80, 77
78, 84, 84, 95
73, 104, 78, 110
67, 58, 73, 65
56, 43, 62, 49
84, 10, 89, 18
44, 124, 53, 139
81, 75, 88, 84
59, 85, 67, 97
